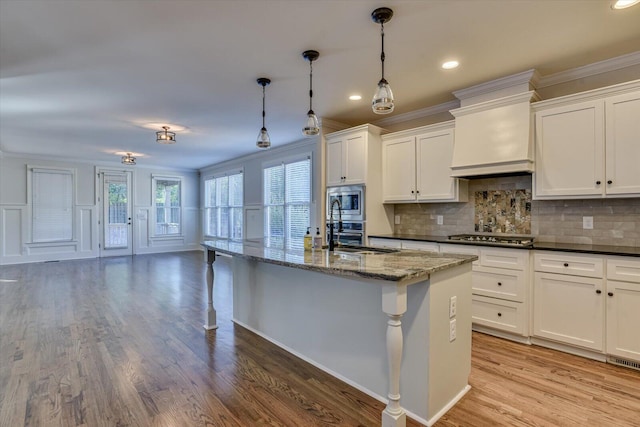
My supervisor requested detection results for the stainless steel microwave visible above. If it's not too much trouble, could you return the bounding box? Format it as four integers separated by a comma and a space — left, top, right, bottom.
326, 185, 364, 221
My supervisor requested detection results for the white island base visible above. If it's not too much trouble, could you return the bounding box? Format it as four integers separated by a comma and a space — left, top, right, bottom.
231, 257, 472, 426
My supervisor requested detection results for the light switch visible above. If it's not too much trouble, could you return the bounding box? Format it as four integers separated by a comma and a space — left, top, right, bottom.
437, 215, 444, 225
583, 216, 594, 229
394, 215, 401, 225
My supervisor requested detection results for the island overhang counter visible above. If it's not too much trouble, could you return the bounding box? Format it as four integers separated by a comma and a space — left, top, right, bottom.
201, 240, 477, 427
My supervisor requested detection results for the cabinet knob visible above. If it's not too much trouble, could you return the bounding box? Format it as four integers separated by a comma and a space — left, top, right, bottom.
608, 292, 614, 297
596, 289, 602, 294
411, 190, 414, 194
497, 282, 502, 286
497, 312, 502, 317
607, 180, 613, 185
596, 180, 601, 185
563, 263, 569, 267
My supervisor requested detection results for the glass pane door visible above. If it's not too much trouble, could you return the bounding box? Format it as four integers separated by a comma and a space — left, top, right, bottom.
101, 171, 133, 255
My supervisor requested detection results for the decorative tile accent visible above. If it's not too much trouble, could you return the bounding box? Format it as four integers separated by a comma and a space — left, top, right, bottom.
474, 189, 531, 233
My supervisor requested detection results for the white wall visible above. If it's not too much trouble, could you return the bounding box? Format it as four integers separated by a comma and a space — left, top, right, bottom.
0, 153, 200, 265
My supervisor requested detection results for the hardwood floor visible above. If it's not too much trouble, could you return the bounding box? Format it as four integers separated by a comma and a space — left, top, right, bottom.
1, 251, 638, 426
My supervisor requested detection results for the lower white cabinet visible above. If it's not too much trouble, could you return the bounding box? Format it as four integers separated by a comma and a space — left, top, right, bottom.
606, 257, 640, 362
400, 240, 439, 252
533, 271, 605, 351
472, 295, 526, 335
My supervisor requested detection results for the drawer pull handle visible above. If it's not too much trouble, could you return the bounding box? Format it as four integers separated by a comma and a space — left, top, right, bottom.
596, 289, 602, 294
607, 180, 613, 185
563, 263, 569, 267
596, 180, 601, 185
497, 312, 502, 317
497, 282, 502, 286
608, 292, 614, 297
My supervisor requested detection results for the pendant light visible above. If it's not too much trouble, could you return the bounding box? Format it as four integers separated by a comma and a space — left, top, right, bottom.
156, 126, 176, 144
256, 77, 271, 149
371, 7, 394, 114
302, 50, 320, 136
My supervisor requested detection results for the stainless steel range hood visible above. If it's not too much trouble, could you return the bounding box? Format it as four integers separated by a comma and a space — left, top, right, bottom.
449, 70, 540, 178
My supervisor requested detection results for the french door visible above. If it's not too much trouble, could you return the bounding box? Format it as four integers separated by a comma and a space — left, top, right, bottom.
99, 170, 133, 256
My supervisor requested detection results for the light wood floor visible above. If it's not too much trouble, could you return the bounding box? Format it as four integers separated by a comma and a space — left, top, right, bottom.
1, 251, 638, 426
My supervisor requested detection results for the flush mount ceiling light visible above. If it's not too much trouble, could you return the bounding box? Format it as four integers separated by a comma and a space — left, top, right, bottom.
612, 0, 639, 8
371, 7, 395, 115
349, 95, 362, 101
121, 153, 136, 165
302, 50, 320, 136
256, 77, 271, 149
156, 126, 176, 144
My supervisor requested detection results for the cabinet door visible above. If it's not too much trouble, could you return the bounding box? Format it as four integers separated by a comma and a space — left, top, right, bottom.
534, 101, 605, 198
382, 136, 416, 202
533, 272, 604, 351
605, 91, 640, 196
606, 279, 640, 362
326, 138, 344, 186
343, 133, 366, 185
416, 129, 458, 201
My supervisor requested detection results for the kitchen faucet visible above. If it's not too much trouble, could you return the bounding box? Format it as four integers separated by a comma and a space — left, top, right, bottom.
328, 198, 343, 251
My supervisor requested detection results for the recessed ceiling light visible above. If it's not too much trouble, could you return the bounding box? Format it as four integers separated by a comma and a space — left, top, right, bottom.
442, 60, 459, 70
612, 0, 639, 8
349, 95, 362, 101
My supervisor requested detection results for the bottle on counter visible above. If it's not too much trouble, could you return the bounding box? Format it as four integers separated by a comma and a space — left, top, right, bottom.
313, 227, 322, 249
304, 227, 312, 251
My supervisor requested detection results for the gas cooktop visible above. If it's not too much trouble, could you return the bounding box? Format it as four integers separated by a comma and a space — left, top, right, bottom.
447, 234, 534, 247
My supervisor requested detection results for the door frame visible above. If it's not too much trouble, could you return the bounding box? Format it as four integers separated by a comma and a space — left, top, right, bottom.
97, 168, 134, 257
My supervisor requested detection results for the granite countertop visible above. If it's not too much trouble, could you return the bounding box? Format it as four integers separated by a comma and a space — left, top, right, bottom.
202, 239, 477, 282
369, 234, 640, 257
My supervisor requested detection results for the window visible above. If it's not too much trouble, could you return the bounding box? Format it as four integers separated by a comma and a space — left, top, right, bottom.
263, 156, 311, 250
153, 176, 182, 236
30, 167, 74, 242
204, 171, 243, 239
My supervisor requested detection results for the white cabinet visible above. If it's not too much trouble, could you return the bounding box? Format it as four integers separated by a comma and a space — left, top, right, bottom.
382, 122, 467, 203
368, 237, 402, 249
533, 252, 605, 352
606, 257, 640, 362
440, 243, 530, 338
326, 125, 384, 186
533, 83, 640, 199
368, 238, 438, 252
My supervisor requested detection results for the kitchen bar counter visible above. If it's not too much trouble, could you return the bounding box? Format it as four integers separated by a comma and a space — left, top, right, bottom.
370, 234, 640, 257
202, 238, 476, 282
201, 239, 475, 426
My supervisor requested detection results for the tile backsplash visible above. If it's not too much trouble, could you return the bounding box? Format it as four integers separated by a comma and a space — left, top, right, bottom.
393, 175, 640, 247
474, 189, 531, 234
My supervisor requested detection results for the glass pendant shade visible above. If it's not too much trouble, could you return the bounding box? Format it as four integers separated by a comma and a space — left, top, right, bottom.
256, 127, 271, 149
303, 110, 320, 136
372, 78, 394, 114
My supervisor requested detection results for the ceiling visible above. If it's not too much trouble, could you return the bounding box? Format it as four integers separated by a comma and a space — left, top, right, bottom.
1, 0, 639, 171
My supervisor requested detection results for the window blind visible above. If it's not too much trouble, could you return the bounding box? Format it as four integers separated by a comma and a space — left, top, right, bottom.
32, 168, 73, 242
204, 171, 243, 239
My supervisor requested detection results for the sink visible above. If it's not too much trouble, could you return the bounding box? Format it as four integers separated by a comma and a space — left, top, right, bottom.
333, 245, 399, 255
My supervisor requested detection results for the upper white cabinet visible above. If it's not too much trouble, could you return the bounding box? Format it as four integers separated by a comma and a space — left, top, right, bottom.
326, 124, 384, 187
382, 122, 467, 203
533, 81, 640, 199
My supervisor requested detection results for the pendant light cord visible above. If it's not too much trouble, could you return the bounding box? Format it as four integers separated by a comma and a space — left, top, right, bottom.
262, 85, 266, 129
309, 61, 314, 111
380, 22, 386, 81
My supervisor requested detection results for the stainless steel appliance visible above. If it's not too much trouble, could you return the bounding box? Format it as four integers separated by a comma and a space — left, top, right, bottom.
326, 185, 364, 221
327, 221, 365, 246
448, 234, 534, 247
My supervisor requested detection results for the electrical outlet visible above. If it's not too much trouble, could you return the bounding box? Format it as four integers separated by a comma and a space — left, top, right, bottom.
394, 215, 401, 225
437, 215, 444, 225
449, 319, 456, 342
449, 296, 457, 318
583, 216, 594, 229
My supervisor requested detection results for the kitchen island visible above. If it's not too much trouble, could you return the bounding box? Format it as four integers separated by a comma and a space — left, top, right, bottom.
202, 239, 476, 426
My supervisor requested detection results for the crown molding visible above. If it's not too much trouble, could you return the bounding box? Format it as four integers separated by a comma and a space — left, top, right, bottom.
537, 51, 640, 88
371, 100, 459, 127
453, 69, 540, 101
319, 118, 350, 133
451, 91, 540, 117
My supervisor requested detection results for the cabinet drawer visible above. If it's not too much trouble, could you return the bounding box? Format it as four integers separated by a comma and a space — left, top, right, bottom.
439, 244, 480, 266
401, 240, 439, 252
481, 248, 528, 271
607, 257, 640, 284
472, 295, 526, 335
369, 238, 402, 249
534, 251, 603, 278
473, 268, 527, 302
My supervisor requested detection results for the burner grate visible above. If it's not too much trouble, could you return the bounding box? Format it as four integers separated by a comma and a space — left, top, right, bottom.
448, 234, 534, 247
